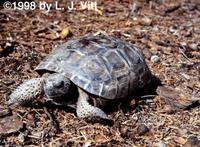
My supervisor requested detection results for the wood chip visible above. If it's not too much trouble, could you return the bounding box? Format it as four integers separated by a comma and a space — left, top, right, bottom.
0, 105, 11, 117
173, 136, 186, 145
156, 86, 200, 113
0, 113, 23, 136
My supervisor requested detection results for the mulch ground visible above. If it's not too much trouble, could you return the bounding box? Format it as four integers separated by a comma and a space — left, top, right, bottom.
0, 0, 199, 146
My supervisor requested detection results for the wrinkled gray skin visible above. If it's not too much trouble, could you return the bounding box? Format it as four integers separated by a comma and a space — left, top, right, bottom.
44, 73, 71, 99
8, 73, 108, 119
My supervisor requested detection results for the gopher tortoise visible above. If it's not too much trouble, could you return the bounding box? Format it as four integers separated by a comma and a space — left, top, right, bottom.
8, 33, 151, 120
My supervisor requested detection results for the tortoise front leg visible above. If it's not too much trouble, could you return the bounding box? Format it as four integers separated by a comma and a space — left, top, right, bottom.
76, 88, 108, 119
7, 78, 45, 105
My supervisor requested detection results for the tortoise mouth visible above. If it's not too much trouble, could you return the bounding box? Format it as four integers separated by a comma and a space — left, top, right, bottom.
45, 89, 65, 99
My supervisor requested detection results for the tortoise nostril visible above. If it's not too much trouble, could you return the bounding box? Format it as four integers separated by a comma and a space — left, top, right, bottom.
54, 81, 64, 88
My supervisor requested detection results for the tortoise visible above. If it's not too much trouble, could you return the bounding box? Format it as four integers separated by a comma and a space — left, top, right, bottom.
7, 33, 151, 120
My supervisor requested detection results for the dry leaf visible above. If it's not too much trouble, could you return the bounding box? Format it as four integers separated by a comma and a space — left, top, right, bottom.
60, 27, 70, 39
173, 136, 186, 145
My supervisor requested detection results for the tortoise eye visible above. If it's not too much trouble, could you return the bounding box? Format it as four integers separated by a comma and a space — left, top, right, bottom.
54, 81, 64, 88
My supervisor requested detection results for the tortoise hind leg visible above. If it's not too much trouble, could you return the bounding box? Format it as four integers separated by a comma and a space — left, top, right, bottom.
76, 88, 108, 119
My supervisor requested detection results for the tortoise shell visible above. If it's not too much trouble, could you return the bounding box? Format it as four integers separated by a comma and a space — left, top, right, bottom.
35, 33, 151, 99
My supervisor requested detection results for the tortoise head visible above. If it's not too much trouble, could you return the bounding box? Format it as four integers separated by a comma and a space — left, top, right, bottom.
44, 73, 71, 98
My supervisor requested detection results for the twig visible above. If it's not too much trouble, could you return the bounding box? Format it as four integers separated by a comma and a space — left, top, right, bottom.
43, 106, 60, 133
164, 4, 181, 14
128, 1, 137, 19
179, 46, 192, 63
141, 95, 157, 98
